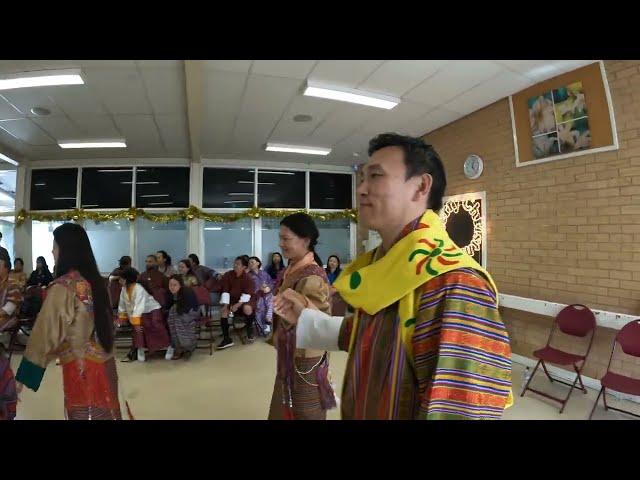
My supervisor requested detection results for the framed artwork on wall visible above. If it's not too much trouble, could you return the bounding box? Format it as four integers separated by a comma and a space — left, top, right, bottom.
440, 191, 487, 268
509, 61, 618, 167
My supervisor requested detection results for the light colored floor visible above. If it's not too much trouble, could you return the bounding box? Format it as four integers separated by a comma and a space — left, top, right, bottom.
8, 337, 639, 420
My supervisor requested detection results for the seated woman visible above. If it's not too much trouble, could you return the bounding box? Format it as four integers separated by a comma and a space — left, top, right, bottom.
11, 258, 28, 292
217, 256, 255, 350
325, 254, 347, 316
165, 275, 200, 361
27, 256, 54, 288
117, 267, 170, 362
177, 259, 200, 288
247, 256, 274, 336
266, 252, 285, 281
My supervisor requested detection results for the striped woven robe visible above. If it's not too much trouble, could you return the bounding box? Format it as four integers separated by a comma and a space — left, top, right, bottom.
337, 266, 511, 420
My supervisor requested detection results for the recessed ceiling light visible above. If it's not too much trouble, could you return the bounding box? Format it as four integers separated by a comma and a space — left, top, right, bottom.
352, 152, 360, 157
0, 153, 18, 166
0, 69, 84, 91
30, 106, 51, 116
303, 80, 399, 110
59, 140, 126, 149
293, 114, 313, 122
265, 143, 331, 156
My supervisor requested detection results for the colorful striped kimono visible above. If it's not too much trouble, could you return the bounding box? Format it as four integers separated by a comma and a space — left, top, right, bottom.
248, 269, 274, 336
332, 210, 512, 420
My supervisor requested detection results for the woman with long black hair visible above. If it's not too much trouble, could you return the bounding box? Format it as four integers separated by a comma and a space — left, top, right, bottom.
166, 274, 199, 360
15, 222, 132, 420
268, 212, 336, 420
26, 256, 54, 287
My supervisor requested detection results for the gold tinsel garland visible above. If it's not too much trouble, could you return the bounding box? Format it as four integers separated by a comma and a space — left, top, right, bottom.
16, 206, 358, 227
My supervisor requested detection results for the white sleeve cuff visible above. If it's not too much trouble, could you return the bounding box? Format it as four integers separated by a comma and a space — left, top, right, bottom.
240, 293, 251, 303
221, 292, 230, 304
2, 302, 16, 316
295, 308, 342, 351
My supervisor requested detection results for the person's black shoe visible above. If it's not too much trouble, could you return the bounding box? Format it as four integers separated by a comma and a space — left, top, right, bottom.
216, 338, 235, 350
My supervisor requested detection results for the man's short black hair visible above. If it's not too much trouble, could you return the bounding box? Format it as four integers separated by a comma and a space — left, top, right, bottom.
0, 252, 11, 271
368, 132, 447, 211
188, 253, 200, 265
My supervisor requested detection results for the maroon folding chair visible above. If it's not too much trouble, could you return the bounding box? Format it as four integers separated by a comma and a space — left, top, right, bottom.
192, 286, 215, 355
589, 320, 640, 420
521, 304, 597, 413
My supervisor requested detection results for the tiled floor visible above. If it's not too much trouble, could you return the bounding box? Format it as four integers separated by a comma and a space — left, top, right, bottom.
9, 338, 639, 420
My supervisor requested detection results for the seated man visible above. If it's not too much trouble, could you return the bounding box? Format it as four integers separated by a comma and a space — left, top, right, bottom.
0, 255, 24, 334
138, 254, 169, 307
216, 256, 255, 350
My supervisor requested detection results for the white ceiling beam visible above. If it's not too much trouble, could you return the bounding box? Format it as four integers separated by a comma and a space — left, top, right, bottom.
184, 60, 204, 163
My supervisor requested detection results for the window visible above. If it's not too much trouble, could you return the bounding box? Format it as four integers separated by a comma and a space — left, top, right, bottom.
257, 170, 305, 208
316, 218, 352, 265
30, 169, 78, 211
0, 168, 16, 214
85, 220, 131, 274
310, 172, 353, 209
0, 216, 15, 261
31, 220, 67, 271
136, 167, 190, 208
204, 219, 252, 270
81, 168, 133, 209
203, 168, 254, 208
136, 219, 187, 271
261, 216, 284, 266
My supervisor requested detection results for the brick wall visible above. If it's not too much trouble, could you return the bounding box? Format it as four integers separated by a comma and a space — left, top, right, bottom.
422, 60, 640, 372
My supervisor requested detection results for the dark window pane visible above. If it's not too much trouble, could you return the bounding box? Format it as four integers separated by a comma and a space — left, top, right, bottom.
203, 168, 254, 208
30, 169, 78, 211
257, 170, 305, 208
310, 172, 353, 209
81, 168, 133, 209
136, 167, 190, 208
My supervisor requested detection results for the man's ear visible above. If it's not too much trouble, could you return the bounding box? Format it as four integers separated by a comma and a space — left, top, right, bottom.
412, 173, 433, 203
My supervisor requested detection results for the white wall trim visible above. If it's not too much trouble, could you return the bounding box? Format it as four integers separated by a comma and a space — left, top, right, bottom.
511, 353, 640, 405
500, 293, 637, 330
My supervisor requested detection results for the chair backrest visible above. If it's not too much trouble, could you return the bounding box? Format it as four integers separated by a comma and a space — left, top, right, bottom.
616, 320, 640, 357
193, 286, 212, 306
555, 304, 596, 337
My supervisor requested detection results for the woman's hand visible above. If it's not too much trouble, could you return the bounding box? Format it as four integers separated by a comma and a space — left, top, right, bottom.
16, 381, 24, 401
273, 289, 311, 327
261, 284, 271, 294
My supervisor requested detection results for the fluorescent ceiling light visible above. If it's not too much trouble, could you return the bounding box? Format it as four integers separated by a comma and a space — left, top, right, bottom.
223, 200, 251, 204
303, 81, 399, 110
59, 140, 126, 149
97, 169, 134, 173
0, 69, 84, 91
148, 202, 173, 206
141, 194, 170, 198
205, 227, 223, 231
35, 182, 46, 186
121, 181, 159, 185
53, 197, 76, 200
228, 193, 254, 196
265, 143, 331, 156
0, 153, 19, 166
81, 204, 99, 208
254, 170, 296, 175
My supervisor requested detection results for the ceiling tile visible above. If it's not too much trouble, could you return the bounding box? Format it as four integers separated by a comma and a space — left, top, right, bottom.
408, 108, 461, 137
360, 60, 451, 97
443, 71, 533, 115
237, 75, 302, 121
252, 60, 317, 80
0, 88, 64, 116
113, 115, 163, 151
205, 60, 253, 73
308, 60, 385, 88
42, 85, 107, 115
309, 104, 377, 145
0, 96, 24, 120
269, 95, 338, 142
0, 118, 55, 146
66, 114, 120, 138
82, 67, 152, 115
155, 114, 189, 155
405, 60, 505, 106
31, 116, 82, 140
136, 60, 182, 68
139, 66, 186, 114
358, 100, 433, 136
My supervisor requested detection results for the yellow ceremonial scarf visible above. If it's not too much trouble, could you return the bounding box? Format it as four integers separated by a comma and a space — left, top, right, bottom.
334, 209, 513, 409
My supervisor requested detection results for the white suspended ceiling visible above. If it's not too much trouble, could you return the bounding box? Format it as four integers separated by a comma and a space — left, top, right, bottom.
0, 60, 596, 166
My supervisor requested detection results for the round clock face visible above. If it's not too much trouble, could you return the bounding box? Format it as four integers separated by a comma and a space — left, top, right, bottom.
464, 154, 483, 179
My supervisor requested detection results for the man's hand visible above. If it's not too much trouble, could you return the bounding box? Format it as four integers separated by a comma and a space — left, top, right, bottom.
273, 289, 313, 327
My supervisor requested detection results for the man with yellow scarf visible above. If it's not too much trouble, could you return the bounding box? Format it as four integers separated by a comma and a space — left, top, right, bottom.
274, 133, 512, 420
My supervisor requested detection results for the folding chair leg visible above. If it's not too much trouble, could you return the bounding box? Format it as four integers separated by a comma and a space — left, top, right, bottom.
540, 360, 554, 383
589, 387, 604, 420
602, 386, 609, 411
7, 327, 18, 363
521, 360, 541, 397
559, 371, 581, 414
574, 365, 587, 394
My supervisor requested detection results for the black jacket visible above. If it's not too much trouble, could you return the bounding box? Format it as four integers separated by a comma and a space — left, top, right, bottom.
27, 269, 54, 287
